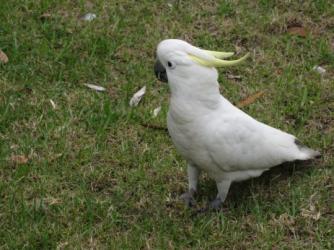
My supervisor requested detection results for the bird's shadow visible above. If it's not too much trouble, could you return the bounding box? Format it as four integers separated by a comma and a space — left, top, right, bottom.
197, 160, 320, 212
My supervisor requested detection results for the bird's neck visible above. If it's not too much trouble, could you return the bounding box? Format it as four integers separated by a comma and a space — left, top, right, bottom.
169, 79, 222, 122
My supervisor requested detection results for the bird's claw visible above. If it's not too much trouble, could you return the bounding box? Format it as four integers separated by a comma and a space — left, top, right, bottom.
208, 198, 223, 210
180, 190, 196, 207
192, 198, 224, 214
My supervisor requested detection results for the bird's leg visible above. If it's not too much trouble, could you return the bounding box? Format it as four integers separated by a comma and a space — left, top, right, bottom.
209, 180, 231, 210
180, 164, 200, 207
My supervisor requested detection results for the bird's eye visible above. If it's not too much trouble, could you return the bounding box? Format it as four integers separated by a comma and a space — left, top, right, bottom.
167, 61, 175, 69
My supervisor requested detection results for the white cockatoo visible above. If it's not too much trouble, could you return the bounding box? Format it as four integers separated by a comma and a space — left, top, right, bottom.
154, 39, 320, 209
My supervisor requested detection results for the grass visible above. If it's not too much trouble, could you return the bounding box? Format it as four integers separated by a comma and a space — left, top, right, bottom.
0, 0, 333, 248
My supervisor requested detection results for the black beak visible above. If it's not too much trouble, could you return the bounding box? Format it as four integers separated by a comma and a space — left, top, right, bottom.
154, 60, 168, 83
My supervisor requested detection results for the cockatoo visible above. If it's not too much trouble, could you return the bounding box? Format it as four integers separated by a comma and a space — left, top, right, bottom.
154, 39, 320, 209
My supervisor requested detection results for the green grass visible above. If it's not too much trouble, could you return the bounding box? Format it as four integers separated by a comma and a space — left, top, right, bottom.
0, 0, 333, 248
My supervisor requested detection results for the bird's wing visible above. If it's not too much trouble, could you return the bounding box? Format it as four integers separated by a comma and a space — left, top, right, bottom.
204, 106, 311, 172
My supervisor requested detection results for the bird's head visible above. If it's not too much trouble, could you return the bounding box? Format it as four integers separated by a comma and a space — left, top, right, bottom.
154, 39, 249, 96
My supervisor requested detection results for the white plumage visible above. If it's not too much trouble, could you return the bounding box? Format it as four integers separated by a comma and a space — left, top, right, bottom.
154, 39, 320, 209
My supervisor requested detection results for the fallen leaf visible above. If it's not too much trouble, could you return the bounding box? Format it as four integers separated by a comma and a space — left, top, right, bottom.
49, 153, 63, 162
40, 13, 52, 20
57, 241, 69, 249
84, 83, 106, 92
237, 91, 265, 108
301, 204, 321, 221
45, 197, 62, 206
275, 68, 283, 75
153, 106, 161, 117
49, 99, 56, 109
0, 49, 8, 63
227, 74, 242, 80
287, 26, 307, 37
129, 86, 146, 107
270, 213, 296, 234
11, 155, 28, 164
81, 13, 96, 21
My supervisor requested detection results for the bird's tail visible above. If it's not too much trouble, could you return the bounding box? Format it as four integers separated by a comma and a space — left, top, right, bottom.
295, 139, 321, 160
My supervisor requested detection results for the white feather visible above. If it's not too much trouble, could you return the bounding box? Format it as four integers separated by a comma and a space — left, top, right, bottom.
129, 86, 146, 107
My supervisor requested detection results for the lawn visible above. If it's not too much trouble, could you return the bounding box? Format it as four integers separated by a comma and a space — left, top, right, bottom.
0, 0, 333, 249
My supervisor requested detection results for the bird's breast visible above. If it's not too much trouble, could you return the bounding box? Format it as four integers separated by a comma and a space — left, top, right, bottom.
167, 107, 221, 173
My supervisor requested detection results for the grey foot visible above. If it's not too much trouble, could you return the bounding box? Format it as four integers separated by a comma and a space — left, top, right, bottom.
180, 189, 196, 207
209, 198, 223, 210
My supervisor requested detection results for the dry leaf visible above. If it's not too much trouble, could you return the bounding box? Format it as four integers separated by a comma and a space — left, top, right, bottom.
227, 74, 242, 80
49, 153, 63, 162
301, 209, 321, 221
11, 155, 28, 164
270, 213, 296, 234
301, 204, 321, 221
57, 241, 69, 249
237, 91, 265, 108
153, 106, 161, 117
49, 99, 56, 109
45, 197, 62, 206
0, 49, 8, 64
275, 68, 283, 75
287, 26, 307, 37
84, 83, 106, 92
129, 86, 146, 107
40, 13, 52, 20
302, 209, 321, 221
